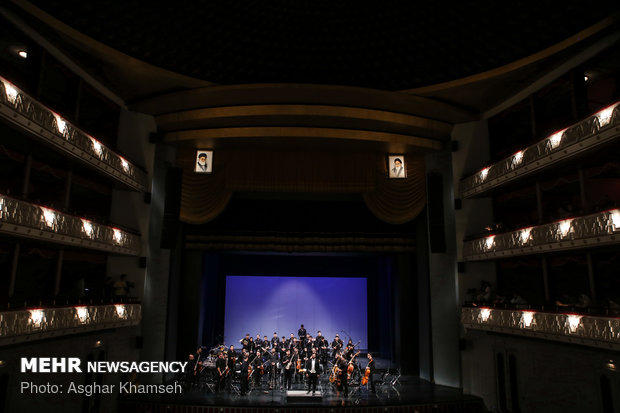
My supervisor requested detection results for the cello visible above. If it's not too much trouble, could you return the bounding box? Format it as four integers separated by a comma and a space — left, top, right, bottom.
347, 351, 360, 380
361, 365, 371, 385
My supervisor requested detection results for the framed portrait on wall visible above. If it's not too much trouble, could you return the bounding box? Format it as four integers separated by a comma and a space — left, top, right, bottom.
388, 155, 406, 178
194, 150, 213, 173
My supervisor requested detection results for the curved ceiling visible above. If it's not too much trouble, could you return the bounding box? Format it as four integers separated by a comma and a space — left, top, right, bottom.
15, 0, 620, 91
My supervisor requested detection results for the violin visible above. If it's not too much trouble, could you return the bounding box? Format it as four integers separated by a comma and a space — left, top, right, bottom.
296, 358, 301, 370
361, 366, 371, 385
248, 364, 252, 379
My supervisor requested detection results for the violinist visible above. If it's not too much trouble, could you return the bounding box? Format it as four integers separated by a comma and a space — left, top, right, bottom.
240, 354, 249, 395
365, 353, 376, 393
331, 334, 343, 358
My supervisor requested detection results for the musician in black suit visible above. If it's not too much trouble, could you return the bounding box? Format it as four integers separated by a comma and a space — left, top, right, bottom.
226, 345, 236, 391
298, 324, 307, 347
282, 350, 294, 390
336, 352, 349, 397
252, 350, 264, 389
240, 355, 250, 395
240, 333, 250, 352
215, 352, 227, 392
305, 352, 322, 395
271, 332, 279, 349
331, 334, 343, 358
366, 353, 376, 393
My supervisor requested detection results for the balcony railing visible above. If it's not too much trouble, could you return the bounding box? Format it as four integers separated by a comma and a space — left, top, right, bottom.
0, 304, 141, 346
463, 209, 620, 261
460, 101, 620, 198
0, 76, 148, 192
462, 306, 620, 351
0, 193, 141, 255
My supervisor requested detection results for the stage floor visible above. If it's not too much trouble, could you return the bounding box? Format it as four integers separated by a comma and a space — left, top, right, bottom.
120, 373, 482, 409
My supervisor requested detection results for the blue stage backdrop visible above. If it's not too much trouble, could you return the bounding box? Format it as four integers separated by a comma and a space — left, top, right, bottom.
224, 275, 368, 350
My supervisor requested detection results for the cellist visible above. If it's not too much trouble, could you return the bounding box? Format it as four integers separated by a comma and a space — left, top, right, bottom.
365, 353, 376, 393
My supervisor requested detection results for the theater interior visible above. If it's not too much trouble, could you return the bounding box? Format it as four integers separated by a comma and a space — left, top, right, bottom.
1, 2, 620, 412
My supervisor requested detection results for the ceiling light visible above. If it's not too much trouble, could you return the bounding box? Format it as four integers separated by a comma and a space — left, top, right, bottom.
115, 304, 127, 318
17, 50, 27, 59
480, 308, 491, 322
30, 309, 44, 327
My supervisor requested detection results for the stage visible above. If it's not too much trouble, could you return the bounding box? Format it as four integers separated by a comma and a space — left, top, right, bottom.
118, 372, 483, 412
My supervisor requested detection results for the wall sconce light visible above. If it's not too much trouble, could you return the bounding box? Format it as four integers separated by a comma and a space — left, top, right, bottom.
90, 137, 103, 157
480, 167, 490, 181
595, 103, 618, 127
40, 207, 56, 227
520, 227, 533, 244
559, 219, 573, 237
119, 157, 130, 173
52, 113, 67, 135
548, 129, 566, 150
512, 151, 524, 166
480, 308, 491, 322
2, 79, 19, 104
567, 315, 582, 333
611, 209, 620, 230
115, 304, 127, 319
112, 229, 123, 244
75, 306, 89, 324
29, 309, 44, 327
521, 311, 535, 328
81, 219, 93, 237
484, 235, 495, 250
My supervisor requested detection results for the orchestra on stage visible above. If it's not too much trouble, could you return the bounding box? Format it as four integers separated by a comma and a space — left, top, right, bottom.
186, 324, 376, 397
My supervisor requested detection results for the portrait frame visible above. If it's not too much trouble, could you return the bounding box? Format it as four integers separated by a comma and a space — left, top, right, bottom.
194, 150, 213, 173
388, 155, 406, 179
